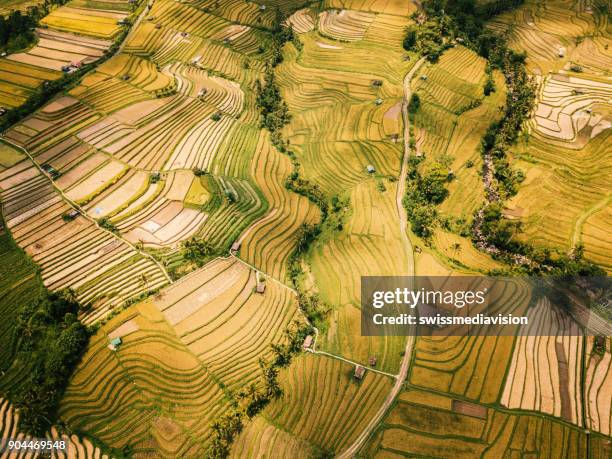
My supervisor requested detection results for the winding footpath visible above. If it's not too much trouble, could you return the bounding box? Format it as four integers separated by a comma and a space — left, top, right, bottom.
338, 57, 426, 459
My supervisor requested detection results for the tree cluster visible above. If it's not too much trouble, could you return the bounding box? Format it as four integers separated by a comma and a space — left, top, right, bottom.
403, 157, 451, 238
181, 236, 214, 267
10, 289, 89, 434
0, 9, 37, 52
255, 66, 291, 132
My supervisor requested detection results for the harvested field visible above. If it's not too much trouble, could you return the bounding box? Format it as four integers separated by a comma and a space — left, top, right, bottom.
0, 162, 168, 323
8, 28, 111, 71
107, 171, 208, 248
530, 73, 612, 143
501, 298, 583, 424
585, 336, 612, 436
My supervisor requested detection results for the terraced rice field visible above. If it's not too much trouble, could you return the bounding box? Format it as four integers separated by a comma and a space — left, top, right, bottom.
61, 255, 302, 456
0, 0, 319, 308
153, 257, 301, 388
410, 279, 532, 404
0, 0, 39, 15
530, 74, 611, 144
0, 398, 111, 459
41, 3, 128, 39
585, 336, 612, 437
8, 28, 112, 71
239, 132, 320, 281
59, 301, 230, 457
501, 298, 583, 424
364, 390, 594, 458
231, 353, 394, 457
0, 0, 119, 110
276, 7, 414, 372
503, 17, 611, 267
0, 0, 609, 456
0, 160, 169, 323
488, 0, 611, 75
413, 46, 507, 224
0, 59, 61, 109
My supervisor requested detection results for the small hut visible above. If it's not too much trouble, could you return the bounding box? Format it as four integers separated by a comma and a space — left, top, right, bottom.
558, 47, 565, 57
41, 163, 59, 179
303, 335, 313, 350
354, 365, 366, 380
63, 209, 80, 221
368, 356, 377, 367
366, 164, 376, 174
256, 283, 266, 294
108, 337, 122, 351
375, 98, 383, 105
231, 241, 241, 252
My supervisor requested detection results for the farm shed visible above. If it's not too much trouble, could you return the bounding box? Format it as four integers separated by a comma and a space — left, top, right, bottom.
63, 209, 80, 221
41, 163, 59, 179
231, 241, 241, 252
366, 164, 375, 173
368, 356, 377, 367
108, 337, 122, 351
303, 335, 313, 350
354, 365, 366, 380
256, 283, 266, 294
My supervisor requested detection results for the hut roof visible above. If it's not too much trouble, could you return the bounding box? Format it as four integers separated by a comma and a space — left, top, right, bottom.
354, 365, 366, 379
303, 335, 313, 349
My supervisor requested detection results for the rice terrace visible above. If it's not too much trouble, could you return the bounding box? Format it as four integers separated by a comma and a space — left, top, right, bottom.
0, 0, 610, 457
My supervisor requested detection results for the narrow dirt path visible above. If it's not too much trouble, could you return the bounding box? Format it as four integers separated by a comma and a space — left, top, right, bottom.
570, 194, 610, 248
338, 57, 425, 459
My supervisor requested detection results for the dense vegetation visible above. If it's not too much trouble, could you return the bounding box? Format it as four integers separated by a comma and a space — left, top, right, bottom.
256, 67, 291, 134
0, 9, 37, 52
403, 157, 451, 238
0, 220, 89, 435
